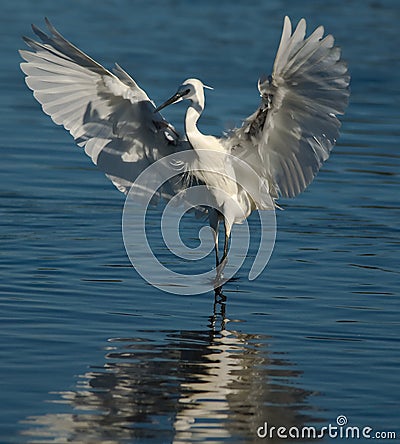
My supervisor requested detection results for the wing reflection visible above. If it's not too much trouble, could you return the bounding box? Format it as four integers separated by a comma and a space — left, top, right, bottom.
22, 300, 321, 443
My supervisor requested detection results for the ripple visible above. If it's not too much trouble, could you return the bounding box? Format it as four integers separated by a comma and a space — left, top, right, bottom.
21, 324, 322, 443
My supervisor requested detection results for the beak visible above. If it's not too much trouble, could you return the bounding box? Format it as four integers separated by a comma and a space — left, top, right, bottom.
154, 91, 185, 113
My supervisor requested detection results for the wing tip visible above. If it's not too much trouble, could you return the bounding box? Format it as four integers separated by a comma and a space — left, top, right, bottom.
283, 15, 292, 35
30, 23, 46, 41
298, 17, 306, 28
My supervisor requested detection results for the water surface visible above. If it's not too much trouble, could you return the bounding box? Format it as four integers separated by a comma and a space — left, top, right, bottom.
1, 0, 399, 442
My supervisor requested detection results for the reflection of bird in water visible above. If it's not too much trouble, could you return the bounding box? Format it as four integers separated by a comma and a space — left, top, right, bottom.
21, 299, 322, 443
20, 17, 349, 274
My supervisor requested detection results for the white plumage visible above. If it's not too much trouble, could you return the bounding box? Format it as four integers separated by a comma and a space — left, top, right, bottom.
20, 16, 350, 272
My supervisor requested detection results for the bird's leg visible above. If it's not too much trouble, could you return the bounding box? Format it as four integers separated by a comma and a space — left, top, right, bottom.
208, 209, 220, 267
222, 232, 229, 263
220, 218, 231, 266
215, 218, 231, 295
213, 231, 220, 267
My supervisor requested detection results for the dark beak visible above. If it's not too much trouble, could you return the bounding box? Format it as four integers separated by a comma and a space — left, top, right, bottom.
154, 91, 185, 113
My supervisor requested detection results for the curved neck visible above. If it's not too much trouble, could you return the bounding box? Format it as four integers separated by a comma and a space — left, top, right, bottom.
184, 84, 206, 149
185, 101, 204, 142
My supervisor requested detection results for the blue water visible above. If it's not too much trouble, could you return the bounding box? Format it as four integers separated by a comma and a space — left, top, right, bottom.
1, 0, 399, 443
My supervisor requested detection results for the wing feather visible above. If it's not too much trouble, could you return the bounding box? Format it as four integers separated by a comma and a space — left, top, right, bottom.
20, 19, 183, 195
225, 16, 350, 200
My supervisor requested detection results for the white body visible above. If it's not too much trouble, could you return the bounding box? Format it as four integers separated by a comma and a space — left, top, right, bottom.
182, 79, 253, 234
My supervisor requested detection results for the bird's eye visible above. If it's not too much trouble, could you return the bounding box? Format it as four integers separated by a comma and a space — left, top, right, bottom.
183, 88, 191, 96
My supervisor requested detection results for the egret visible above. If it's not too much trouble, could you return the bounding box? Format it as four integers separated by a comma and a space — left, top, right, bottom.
20, 17, 350, 276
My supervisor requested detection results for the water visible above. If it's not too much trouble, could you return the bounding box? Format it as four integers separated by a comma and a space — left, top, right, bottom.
1, 0, 399, 442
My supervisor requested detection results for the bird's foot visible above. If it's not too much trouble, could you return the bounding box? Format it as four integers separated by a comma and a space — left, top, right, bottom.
214, 286, 226, 301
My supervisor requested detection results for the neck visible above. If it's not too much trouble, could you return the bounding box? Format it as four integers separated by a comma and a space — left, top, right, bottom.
185, 101, 204, 142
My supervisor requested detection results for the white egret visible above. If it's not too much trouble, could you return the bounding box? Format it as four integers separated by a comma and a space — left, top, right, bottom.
20, 17, 350, 273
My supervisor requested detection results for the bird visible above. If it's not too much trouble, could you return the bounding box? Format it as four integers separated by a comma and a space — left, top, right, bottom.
20, 17, 350, 281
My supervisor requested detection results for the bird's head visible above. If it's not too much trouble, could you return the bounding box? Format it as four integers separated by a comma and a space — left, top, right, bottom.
155, 78, 212, 113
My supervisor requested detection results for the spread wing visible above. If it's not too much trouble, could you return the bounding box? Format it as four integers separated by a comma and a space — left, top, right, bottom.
225, 16, 350, 201
19, 18, 187, 196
